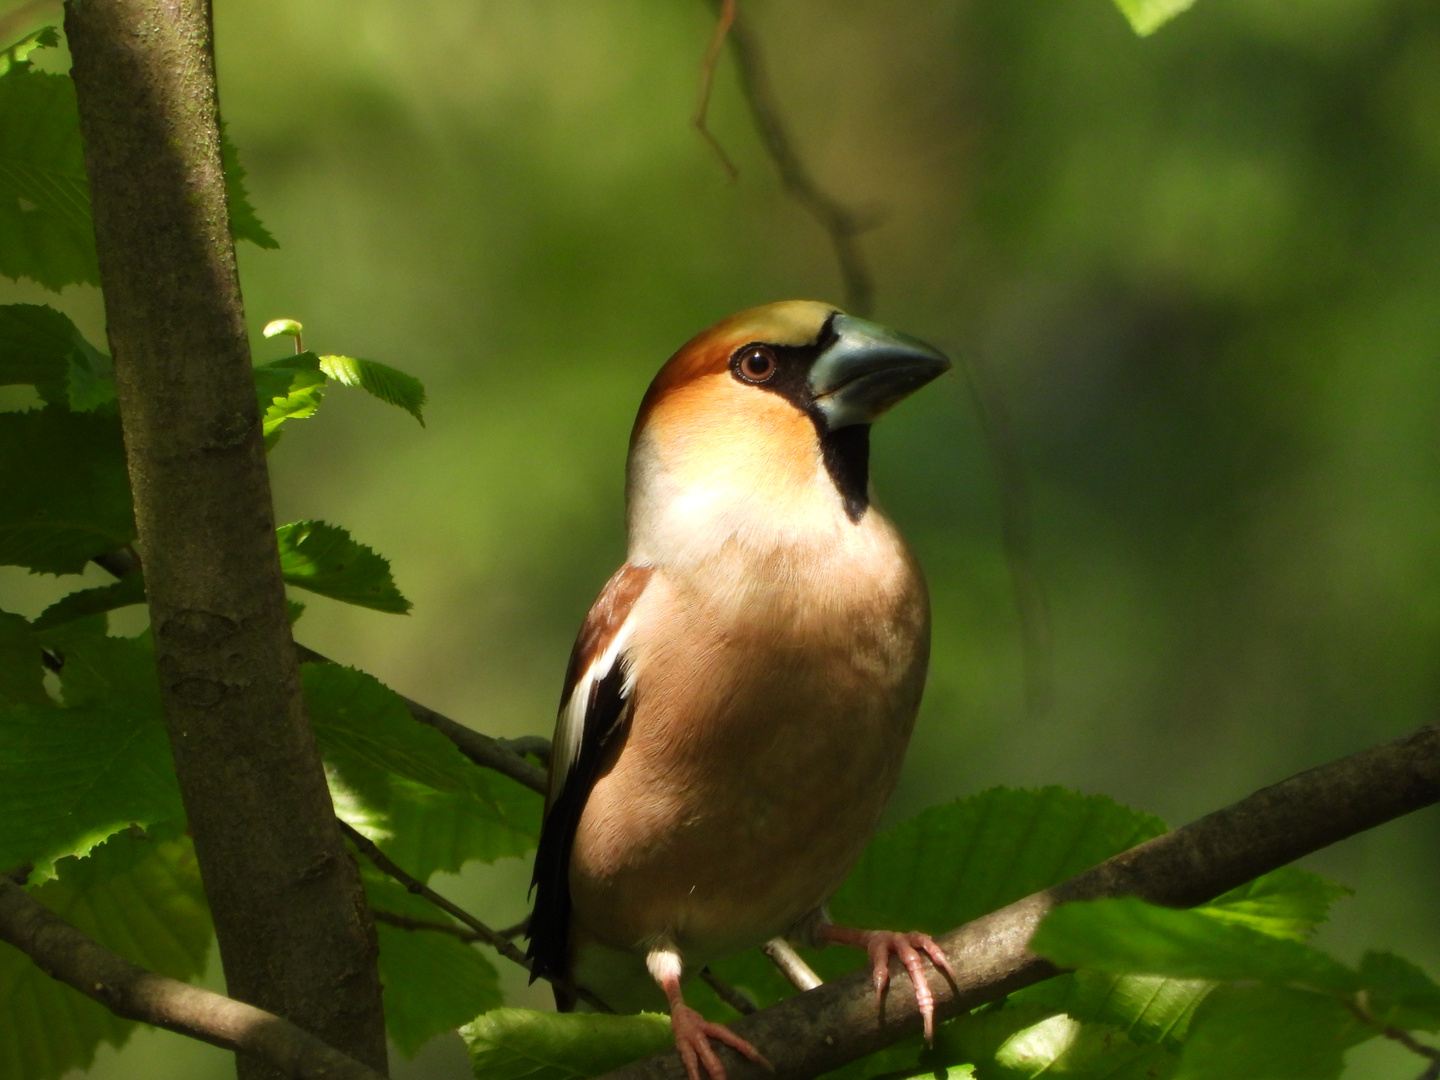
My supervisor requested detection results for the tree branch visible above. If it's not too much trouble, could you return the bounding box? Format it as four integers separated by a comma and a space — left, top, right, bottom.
598, 722, 1440, 1080
64, 3, 386, 1076
0, 876, 386, 1080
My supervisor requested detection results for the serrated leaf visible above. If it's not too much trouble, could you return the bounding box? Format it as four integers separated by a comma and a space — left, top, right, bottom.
0, 701, 181, 881
305, 663, 539, 879
1172, 985, 1364, 1080
711, 788, 1168, 1006
254, 351, 325, 437
835, 788, 1167, 935
277, 520, 410, 614
0, 303, 75, 404
0, 26, 60, 78
1015, 970, 1212, 1049
1199, 867, 1350, 941
0, 610, 47, 707
0, 826, 211, 1080
0, 408, 133, 574
220, 124, 277, 250
1111, 0, 1199, 36
362, 872, 502, 1056
1032, 898, 1358, 994
0, 63, 98, 290
32, 575, 145, 632
319, 354, 426, 425
937, 1004, 1178, 1080
462, 1008, 673, 1080
36, 618, 159, 709
1357, 951, 1440, 1031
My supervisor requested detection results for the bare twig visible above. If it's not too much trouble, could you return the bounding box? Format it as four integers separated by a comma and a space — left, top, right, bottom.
598, 722, 1440, 1080
0, 876, 386, 1080
371, 908, 486, 944
762, 939, 822, 993
692, 0, 739, 179
956, 358, 1054, 719
710, 0, 877, 317
337, 820, 612, 1012
1349, 994, 1440, 1077
701, 967, 759, 1016
296, 643, 549, 795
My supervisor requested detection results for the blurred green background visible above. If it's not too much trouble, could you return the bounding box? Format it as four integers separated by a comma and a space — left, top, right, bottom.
2, 0, 1439, 1076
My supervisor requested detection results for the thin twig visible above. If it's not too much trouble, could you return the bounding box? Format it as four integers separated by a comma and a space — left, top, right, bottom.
1349, 994, 1440, 1076
296, 643, 549, 795
692, 0, 739, 179
0, 875, 386, 1080
371, 908, 486, 944
711, 0, 877, 317
762, 938, 823, 993
702, 967, 759, 1015
598, 721, 1440, 1080
337, 819, 612, 1012
955, 359, 1054, 719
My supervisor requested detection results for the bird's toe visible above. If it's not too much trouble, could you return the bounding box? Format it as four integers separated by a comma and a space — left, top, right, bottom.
671, 1003, 771, 1080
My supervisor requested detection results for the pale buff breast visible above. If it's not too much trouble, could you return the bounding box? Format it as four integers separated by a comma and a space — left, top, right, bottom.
568, 510, 929, 964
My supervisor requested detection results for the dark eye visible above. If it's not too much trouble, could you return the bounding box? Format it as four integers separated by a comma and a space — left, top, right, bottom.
735, 346, 776, 383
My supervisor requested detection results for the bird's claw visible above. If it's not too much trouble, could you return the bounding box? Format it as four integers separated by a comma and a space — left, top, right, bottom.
671, 1003, 772, 1080
827, 927, 957, 1046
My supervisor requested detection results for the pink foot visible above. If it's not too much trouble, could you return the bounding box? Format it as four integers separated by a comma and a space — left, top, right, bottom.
670, 1003, 772, 1080
823, 926, 957, 1045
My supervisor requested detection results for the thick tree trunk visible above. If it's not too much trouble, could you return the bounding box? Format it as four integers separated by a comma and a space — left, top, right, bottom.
62, 2, 388, 1076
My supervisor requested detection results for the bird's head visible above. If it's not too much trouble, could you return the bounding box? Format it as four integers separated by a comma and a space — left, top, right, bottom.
626, 301, 950, 567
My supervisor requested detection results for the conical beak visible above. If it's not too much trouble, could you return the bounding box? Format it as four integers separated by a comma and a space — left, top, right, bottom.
808, 314, 951, 429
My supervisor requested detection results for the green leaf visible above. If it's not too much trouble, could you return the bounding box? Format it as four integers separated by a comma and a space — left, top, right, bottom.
0, 26, 60, 78
1015, 970, 1212, 1049
1199, 867, 1350, 942
461, 1009, 673, 1080
0, 408, 134, 574
0, 62, 98, 290
835, 788, 1167, 935
1032, 898, 1358, 994
36, 618, 158, 709
305, 663, 539, 879
936, 1004, 1178, 1080
32, 575, 145, 632
319, 354, 426, 425
220, 124, 277, 250
1356, 951, 1440, 1031
0, 610, 48, 707
278, 520, 411, 614
1172, 985, 1364, 1080
1110, 0, 1199, 36
0, 825, 211, 1080
255, 353, 327, 437
711, 788, 1168, 1008
362, 872, 502, 1056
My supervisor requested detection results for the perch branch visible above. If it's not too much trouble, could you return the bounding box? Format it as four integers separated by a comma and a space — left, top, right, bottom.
598, 721, 1440, 1080
0, 876, 386, 1080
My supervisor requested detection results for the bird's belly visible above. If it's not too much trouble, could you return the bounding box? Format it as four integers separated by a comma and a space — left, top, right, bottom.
568, 628, 922, 964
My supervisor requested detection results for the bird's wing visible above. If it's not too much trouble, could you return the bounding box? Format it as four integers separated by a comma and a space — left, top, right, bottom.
527, 563, 653, 994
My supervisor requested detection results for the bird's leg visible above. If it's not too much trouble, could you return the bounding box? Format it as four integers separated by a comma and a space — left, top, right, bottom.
820, 925, 957, 1045
647, 944, 772, 1080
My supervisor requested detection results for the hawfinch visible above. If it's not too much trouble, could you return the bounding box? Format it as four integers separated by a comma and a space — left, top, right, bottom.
527, 301, 953, 1080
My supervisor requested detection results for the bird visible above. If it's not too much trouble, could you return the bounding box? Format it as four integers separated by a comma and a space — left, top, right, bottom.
526, 300, 954, 1080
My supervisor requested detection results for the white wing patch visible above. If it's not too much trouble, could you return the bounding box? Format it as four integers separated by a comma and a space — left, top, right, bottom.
548, 612, 639, 808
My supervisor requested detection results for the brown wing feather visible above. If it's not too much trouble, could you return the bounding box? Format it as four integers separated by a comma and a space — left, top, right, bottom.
527, 564, 652, 999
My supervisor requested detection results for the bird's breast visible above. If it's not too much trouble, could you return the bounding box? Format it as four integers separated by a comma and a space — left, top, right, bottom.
568, 512, 929, 964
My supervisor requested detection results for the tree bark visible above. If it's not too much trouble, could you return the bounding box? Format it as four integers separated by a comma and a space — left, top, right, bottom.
62, 2, 388, 1076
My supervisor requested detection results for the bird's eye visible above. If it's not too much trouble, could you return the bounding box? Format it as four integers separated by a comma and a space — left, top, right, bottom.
735, 346, 777, 383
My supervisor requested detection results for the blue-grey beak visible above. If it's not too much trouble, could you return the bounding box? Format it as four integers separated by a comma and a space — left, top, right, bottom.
808, 314, 951, 429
